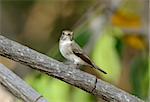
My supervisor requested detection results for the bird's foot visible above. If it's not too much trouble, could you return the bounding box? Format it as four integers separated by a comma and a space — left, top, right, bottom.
67, 64, 80, 69
64, 61, 81, 69
75, 64, 81, 69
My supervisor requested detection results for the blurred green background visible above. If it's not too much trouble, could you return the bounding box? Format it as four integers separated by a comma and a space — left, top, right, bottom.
0, 0, 149, 102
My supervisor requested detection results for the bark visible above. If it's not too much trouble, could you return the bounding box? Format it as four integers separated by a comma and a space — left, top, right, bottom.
0, 35, 143, 102
0, 64, 48, 102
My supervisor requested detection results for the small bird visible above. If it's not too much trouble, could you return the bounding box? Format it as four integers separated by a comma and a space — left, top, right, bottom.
59, 30, 107, 74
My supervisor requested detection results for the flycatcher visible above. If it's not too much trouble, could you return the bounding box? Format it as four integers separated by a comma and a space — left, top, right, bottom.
59, 30, 107, 74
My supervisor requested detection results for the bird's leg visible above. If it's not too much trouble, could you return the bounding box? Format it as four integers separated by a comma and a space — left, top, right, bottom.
76, 64, 81, 69
73, 62, 81, 69
68, 64, 81, 69
64, 61, 81, 69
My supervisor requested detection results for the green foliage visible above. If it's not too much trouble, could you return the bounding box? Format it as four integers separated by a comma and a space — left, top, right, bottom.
72, 88, 95, 102
92, 28, 121, 83
26, 73, 70, 102
26, 73, 94, 102
75, 28, 91, 48
131, 54, 149, 100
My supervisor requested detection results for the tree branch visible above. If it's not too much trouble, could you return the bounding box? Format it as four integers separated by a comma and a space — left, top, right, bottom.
0, 35, 143, 102
0, 64, 48, 102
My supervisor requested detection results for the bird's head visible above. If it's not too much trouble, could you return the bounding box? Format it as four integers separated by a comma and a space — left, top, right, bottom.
60, 30, 74, 41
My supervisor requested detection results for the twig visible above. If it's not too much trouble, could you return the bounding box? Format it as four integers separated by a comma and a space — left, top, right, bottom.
0, 35, 143, 102
0, 64, 48, 102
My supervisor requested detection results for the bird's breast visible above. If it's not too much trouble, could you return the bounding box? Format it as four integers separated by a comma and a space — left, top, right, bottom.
59, 40, 86, 65
59, 40, 72, 58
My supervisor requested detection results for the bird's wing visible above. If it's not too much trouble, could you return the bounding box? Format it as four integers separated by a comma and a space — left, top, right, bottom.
71, 41, 94, 66
71, 41, 107, 74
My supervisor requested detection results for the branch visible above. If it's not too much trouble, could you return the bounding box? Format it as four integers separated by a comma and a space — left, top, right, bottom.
0, 35, 143, 102
0, 64, 48, 102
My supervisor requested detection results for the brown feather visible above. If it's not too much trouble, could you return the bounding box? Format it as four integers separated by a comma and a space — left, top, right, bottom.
73, 51, 107, 74
73, 51, 93, 66
71, 41, 107, 74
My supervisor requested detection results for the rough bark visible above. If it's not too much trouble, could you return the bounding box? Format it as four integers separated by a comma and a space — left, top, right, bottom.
0, 64, 48, 102
0, 35, 143, 102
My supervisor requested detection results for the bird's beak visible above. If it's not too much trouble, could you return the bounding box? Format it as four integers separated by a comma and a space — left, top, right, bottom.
70, 32, 73, 41
70, 35, 73, 41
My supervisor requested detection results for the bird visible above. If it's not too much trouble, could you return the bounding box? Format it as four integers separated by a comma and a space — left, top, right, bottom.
59, 30, 107, 74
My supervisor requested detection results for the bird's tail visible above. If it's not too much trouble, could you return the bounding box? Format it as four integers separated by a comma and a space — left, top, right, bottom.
92, 64, 107, 74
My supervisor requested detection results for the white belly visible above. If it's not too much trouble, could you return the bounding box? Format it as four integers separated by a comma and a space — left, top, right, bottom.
59, 40, 85, 64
